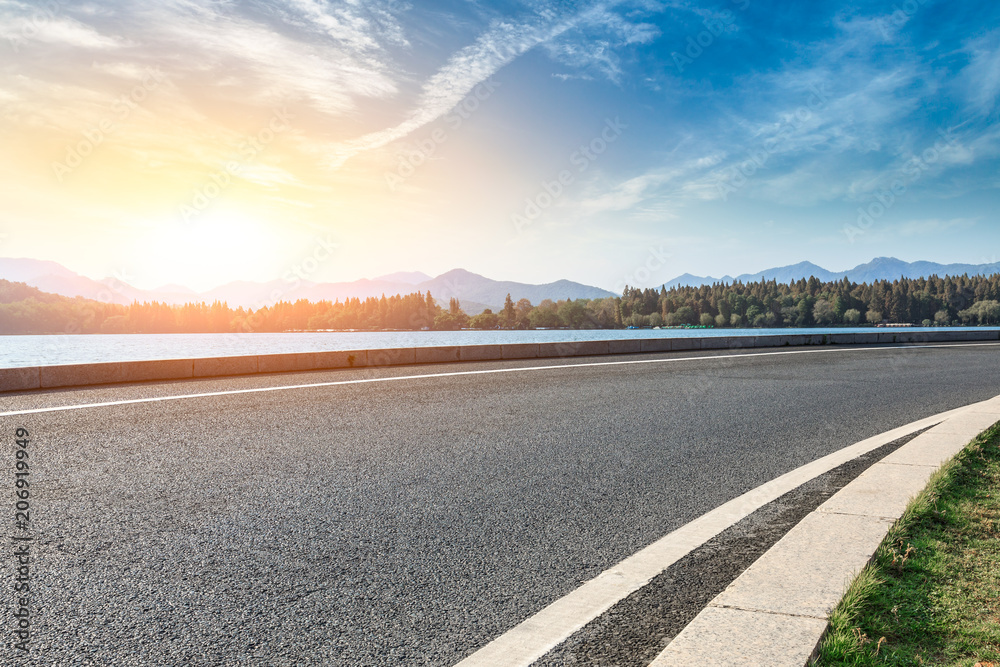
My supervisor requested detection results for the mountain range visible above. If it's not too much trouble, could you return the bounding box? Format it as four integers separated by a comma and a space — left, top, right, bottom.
0, 258, 615, 313
661, 257, 1000, 289
4, 256, 1000, 314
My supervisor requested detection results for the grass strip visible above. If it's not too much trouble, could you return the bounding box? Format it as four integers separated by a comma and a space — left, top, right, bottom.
813, 423, 1000, 666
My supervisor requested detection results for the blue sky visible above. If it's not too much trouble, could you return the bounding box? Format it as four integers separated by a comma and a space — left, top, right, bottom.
1, 0, 999, 291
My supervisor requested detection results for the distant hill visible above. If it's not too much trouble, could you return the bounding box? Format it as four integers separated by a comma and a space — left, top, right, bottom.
98, 278, 196, 305
0, 258, 615, 313
738, 261, 842, 284
0, 257, 79, 283
662, 257, 1000, 289
843, 257, 1000, 283
0, 258, 131, 304
416, 269, 616, 310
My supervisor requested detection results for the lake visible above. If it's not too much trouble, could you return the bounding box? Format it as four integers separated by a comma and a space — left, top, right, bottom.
3, 327, 998, 369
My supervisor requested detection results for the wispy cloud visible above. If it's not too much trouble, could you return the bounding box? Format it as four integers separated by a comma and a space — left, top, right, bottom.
11, 16, 125, 49
577, 154, 724, 213
957, 29, 1000, 116
148, 1, 400, 116
1, 0, 404, 121
541, 6, 661, 83
324, 9, 586, 168
323, 0, 673, 168
570, 3, 991, 213
281, 0, 409, 51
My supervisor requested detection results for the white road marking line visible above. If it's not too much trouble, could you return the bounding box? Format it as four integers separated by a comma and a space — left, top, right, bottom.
1, 342, 997, 418
453, 400, 986, 667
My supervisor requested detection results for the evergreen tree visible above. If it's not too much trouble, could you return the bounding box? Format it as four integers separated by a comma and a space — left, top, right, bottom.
502, 293, 516, 328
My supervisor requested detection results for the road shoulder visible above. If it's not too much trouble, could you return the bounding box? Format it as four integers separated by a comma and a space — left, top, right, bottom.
649, 396, 1000, 667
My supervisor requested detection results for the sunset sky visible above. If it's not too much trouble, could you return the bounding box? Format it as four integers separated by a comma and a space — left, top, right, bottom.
1, 0, 999, 292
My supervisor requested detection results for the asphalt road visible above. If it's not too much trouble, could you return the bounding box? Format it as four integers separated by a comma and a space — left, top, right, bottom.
2, 343, 1000, 666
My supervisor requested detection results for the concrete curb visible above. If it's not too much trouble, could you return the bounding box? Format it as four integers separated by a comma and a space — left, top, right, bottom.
2, 330, 999, 393
648, 395, 1000, 667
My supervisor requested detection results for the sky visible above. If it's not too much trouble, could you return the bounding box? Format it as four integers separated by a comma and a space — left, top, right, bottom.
1, 0, 999, 292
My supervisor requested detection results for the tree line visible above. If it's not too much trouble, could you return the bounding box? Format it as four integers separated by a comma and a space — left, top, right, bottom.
621, 273, 1000, 328
2, 273, 1000, 335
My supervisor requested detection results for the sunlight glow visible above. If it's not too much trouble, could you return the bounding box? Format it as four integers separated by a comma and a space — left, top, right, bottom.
131, 207, 287, 290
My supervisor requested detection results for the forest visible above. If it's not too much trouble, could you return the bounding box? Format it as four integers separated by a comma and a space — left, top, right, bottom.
2, 273, 1000, 335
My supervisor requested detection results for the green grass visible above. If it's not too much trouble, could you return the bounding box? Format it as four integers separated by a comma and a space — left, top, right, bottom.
814, 423, 1000, 667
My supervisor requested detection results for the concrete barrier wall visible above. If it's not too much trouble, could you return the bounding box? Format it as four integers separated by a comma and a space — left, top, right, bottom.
193, 355, 258, 378
415, 347, 460, 364
701, 336, 756, 350
639, 339, 672, 353
39, 359, 193, 389
537, 340, 611, 358
670, 338, 702, 351
3, 329, 998, 393
459, 345, 503, 362
501, 343, 539, 359
0, 367, 41, 393
609, 340, 641, 355
369, 348, 416, 367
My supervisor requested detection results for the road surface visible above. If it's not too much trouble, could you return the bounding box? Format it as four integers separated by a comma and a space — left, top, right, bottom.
2, 342, 999, 665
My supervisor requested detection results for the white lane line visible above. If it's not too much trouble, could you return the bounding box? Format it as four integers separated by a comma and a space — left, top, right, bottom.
453, 400, 986, 667
2, 342, 997, 418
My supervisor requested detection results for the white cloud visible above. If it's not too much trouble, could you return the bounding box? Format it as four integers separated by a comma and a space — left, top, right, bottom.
626, 6, 974, 209
541, 6, 662, 83
0, 14, 125, 51
2, 0, 403, 120
150, 4, 399, 116
578, 153, 725, 213
282, 0, 408, 51
544, 39, 623, 83
322, 1, 675, 168
552, 72, 594, 81
324, 10, 587, 168
958, 30, 1000, 116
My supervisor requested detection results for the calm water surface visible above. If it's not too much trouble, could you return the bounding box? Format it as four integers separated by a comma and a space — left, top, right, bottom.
1, 328, 996, 368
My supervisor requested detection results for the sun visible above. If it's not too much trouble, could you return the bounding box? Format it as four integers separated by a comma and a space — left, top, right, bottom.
134, 205, 290, 291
